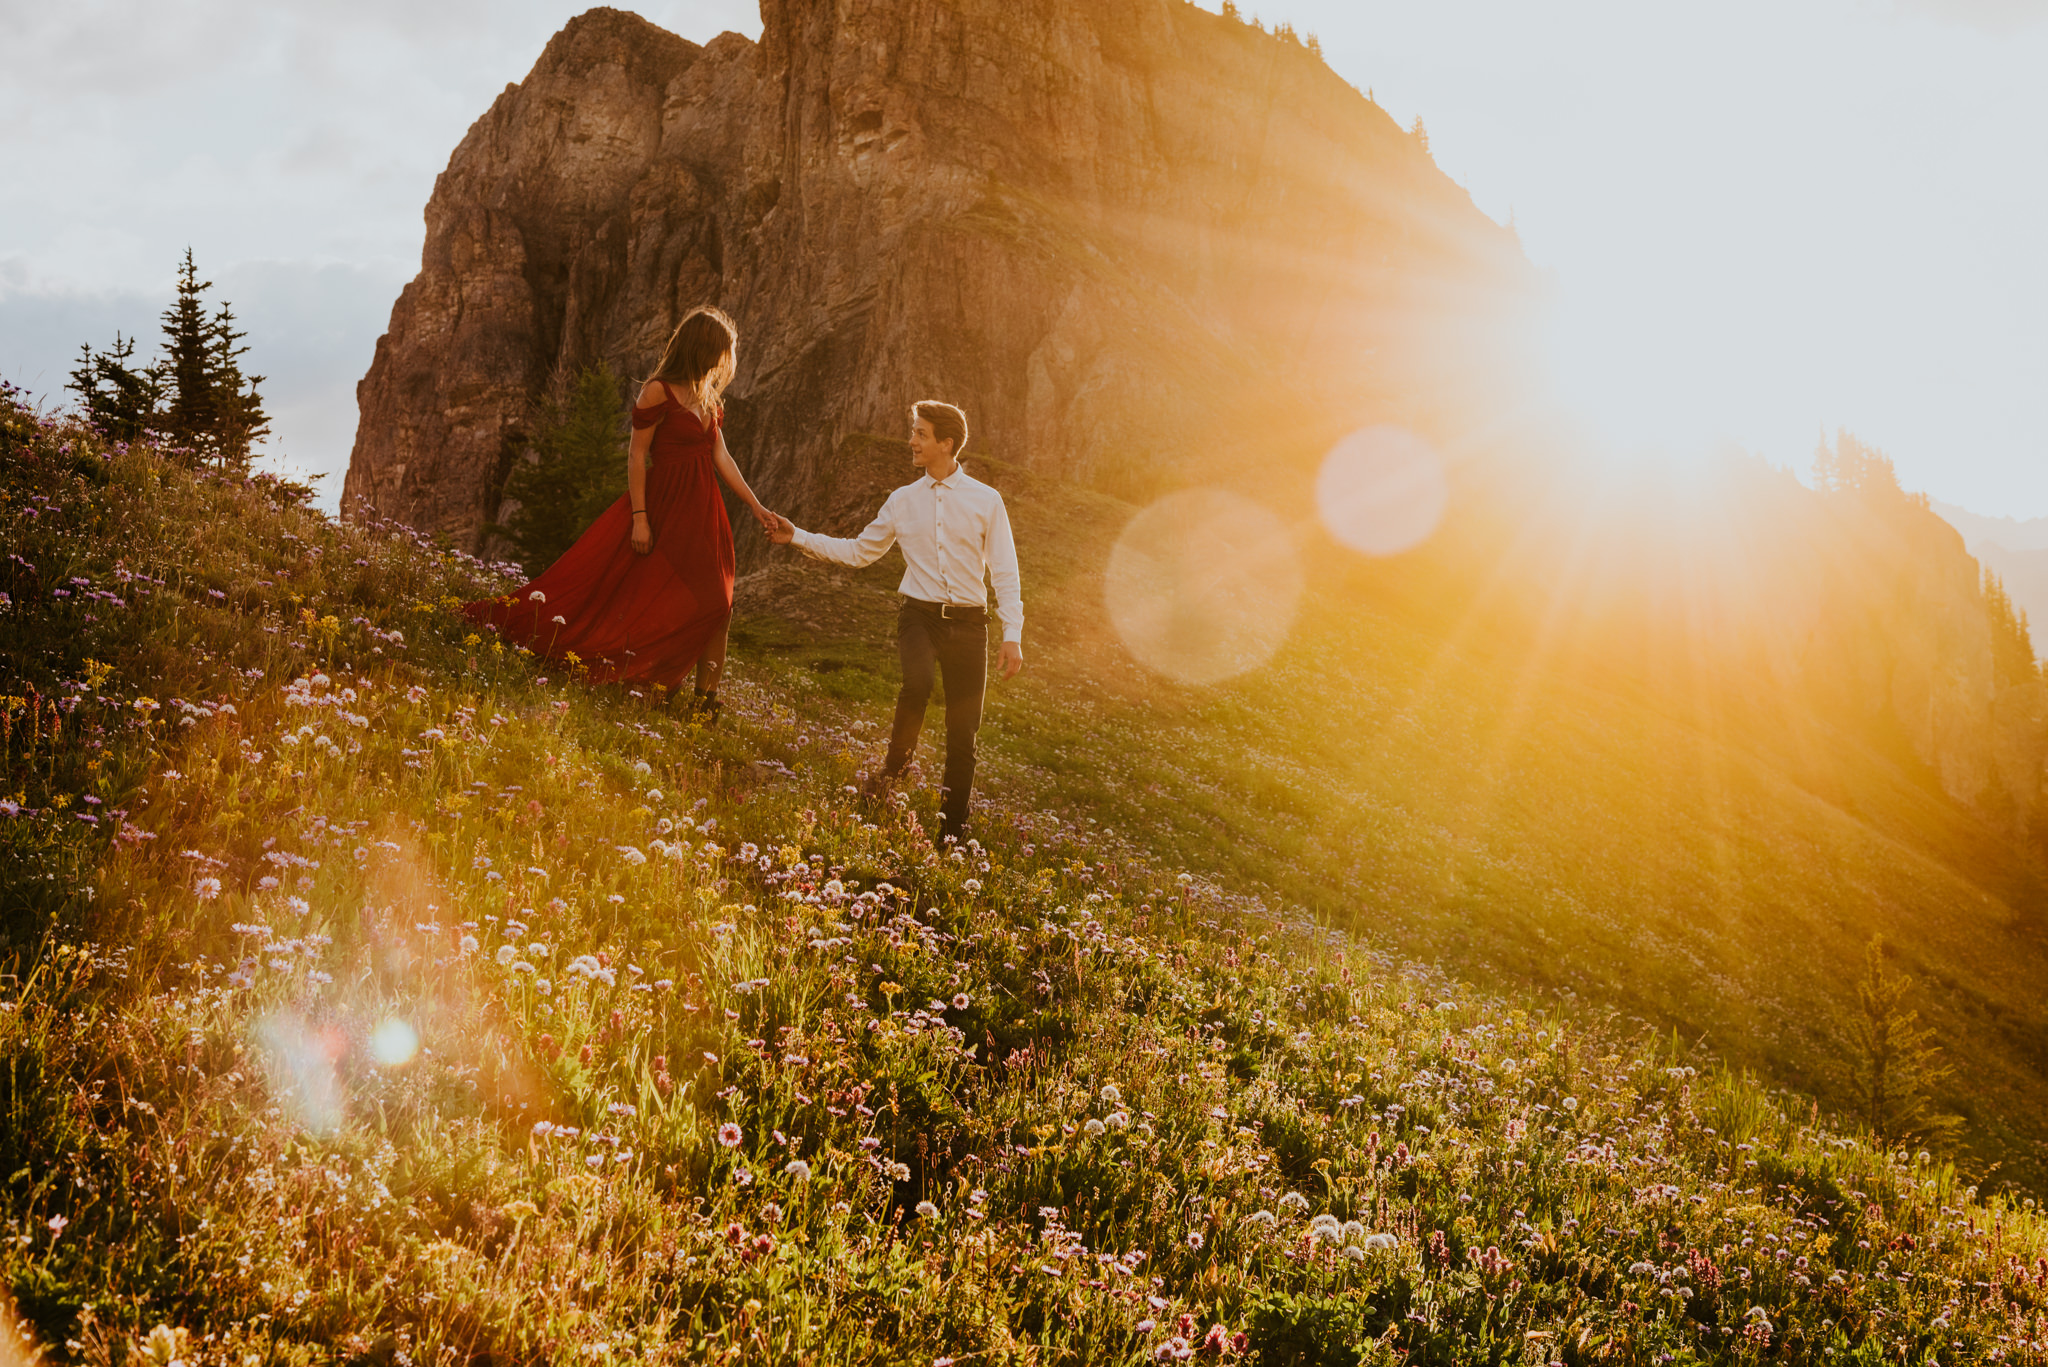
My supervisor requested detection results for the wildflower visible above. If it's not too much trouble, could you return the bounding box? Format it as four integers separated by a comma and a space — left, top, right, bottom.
528, 590, 546, 602
535, 978, 553, 996
784, 1159, 812, 1181
1343, 1244, 1366, 1262
496, 944, 516, 966
460, 934, 479, 956
719, 1123, 743, 1148
1279, 1192, 1310, 1213
761, 1202, 783, 1223
1186, 1231, 1204, 1250
1244, 1210, 1276, 1228
1106, 1110, 1130, 1129
1562, 1095, 1579, 1112
1362, 1232, 1398, 1251
194, 876, 221, 901
586, 1154, 604, 1170
551, 614, 567, 625
1084, 1119, 1106, 1137
504, 1199, 539, 1220
617, 845, 647, 865
1100, 1083, 1122, 1106
1309, 1214, 1342, 1244
916, 1200, 940, 1220
47, 1214, 68, 1239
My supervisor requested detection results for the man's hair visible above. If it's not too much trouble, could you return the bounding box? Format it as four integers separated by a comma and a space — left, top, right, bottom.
911, 400, 969, 456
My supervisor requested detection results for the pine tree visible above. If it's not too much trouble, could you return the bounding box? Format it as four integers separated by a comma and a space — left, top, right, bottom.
65, 332, 161, 442
499, 362, 630, 574
206, 300, 270, 469
1220, 0, 1239, 17
157, 249, 218, 463
1410, 117, 1430, 155
1812, 430, 1902, 499
1984, 571, 2041, 686
153, 248, 269, 469
1844, 936, 1962, 1149
1306, 32, 1322, 56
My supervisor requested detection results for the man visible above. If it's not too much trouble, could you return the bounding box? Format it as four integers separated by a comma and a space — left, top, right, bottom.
769, 400, 1023, 843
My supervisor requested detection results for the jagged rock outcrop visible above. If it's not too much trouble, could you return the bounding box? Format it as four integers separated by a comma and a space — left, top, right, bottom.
344, 0, 1526, 551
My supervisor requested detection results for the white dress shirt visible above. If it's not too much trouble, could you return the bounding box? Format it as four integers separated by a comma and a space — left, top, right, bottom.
793, 465, 1024, 643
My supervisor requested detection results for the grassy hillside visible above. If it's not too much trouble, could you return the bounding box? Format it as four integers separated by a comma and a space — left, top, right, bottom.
7, 403, 2048, 1362
733, 446, 2048, 1197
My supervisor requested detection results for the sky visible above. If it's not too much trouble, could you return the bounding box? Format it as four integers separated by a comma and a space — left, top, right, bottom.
3, 0, 2045, 518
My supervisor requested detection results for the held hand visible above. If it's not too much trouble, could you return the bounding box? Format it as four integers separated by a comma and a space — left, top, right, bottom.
630, 512, 652, 555
750, 503, 778, 534
998, 640, 1023, 680
768, 513, 797, 546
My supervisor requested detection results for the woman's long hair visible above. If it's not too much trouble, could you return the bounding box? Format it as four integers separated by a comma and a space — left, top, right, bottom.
650, 306, 737, 416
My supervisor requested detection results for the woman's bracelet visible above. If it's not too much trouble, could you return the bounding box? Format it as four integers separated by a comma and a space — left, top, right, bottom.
632, 508, 647, 517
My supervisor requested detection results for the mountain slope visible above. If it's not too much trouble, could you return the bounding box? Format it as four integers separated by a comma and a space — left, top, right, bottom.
8, 392, 2048, 1365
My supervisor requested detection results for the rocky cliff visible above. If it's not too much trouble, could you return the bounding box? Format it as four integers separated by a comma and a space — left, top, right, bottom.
343, 0, 1527, 551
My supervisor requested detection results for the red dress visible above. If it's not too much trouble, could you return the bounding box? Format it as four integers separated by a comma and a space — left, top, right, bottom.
464, 386, 735, 687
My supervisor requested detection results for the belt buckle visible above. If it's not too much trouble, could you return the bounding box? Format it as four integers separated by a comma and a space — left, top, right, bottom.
939, 603, 955, 619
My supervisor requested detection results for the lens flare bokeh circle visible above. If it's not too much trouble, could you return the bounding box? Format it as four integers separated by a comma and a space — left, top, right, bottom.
1315, 426, 1448, 556
1104, 488, 1304, 685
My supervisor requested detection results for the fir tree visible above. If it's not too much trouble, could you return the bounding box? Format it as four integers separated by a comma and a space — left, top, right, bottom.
1844, 935, 1962, 1149
206, 300, 270, 469
1812, 429, 1903, 499
157, 249, 218, 462
1409, 116, 1430, 155
65, 332, 161, 442
1306, 32, 1322, 56
1220, 0, 1239, 17
498, 362, 630, 574
1984, 570, 2040, 686
153, 248, 269, 469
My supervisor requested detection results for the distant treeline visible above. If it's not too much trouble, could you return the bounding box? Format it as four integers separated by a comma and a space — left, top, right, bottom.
65, 249, 270, 471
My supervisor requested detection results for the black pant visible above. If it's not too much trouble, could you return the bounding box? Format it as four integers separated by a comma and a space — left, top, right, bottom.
884, 602, 987, 836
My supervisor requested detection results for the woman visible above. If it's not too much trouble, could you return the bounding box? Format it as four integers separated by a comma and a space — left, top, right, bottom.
465, 306, 774, 717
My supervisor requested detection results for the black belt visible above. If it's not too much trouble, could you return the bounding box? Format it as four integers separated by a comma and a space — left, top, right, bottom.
903, 597, 987, 622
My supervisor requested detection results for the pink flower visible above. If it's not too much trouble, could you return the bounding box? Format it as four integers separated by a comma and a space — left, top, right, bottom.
718, 1122, 743, 1148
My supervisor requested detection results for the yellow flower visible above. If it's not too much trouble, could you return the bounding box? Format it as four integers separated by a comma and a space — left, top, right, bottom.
879, 981, 902, 995
503, 1199, 539, 1221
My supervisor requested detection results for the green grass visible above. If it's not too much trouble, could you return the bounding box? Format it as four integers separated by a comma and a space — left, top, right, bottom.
5, 400, 2048, 1363
747, 445, 2048, 1198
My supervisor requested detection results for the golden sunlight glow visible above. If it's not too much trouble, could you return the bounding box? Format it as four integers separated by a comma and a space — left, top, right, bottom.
371, 1017, 421, 1067
254, 1011, 348, 1135
1315, 426, 1448, 556
1537, 283, 1723, 466
1105, 489, 1303, 685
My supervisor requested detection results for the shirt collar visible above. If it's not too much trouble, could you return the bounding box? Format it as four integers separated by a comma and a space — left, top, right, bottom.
922, 463, 965, 489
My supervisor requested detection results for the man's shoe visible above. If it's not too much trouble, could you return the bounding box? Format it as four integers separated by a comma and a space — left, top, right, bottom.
689, 688, 722, 724
859, 771, 895, 805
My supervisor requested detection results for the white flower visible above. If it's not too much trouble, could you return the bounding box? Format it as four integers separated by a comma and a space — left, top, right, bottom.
1344, 1244, 1367, 1262
535, 978, 553, 996
617, 845, 647, 865
633, 760, 652, 776
1105, 1110, 1129, 1130
952, 993, 970, 1010
194, 876, 221, 901
1279, 1192, 1310, 1213
1362, 1232, 1398, 1251
551, 614, 566, 625
783, 1160, 813, 1181
1562, 1095, 1580, 1112
646, 789, 663, 802
528, 590, 546, 602
460, 934, 479, 956
1244, 1210, 1276, 1228
1100, 1083, 1122, 1106
496, 944, 516, 966
915, 1200, 940, 1220
1083, 1119, 1106, 1137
